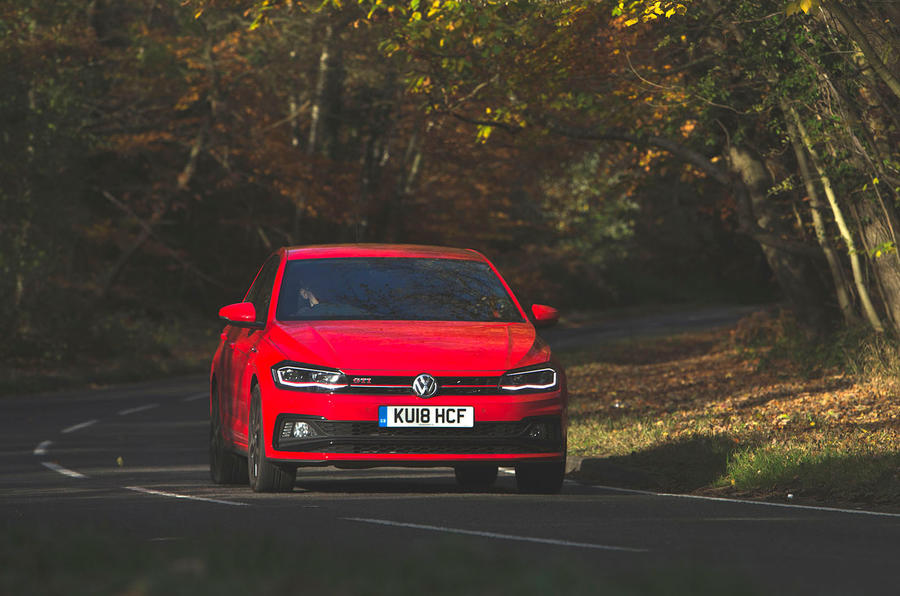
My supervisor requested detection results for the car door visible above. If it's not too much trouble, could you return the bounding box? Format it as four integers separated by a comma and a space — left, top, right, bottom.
228, 254, 281, 447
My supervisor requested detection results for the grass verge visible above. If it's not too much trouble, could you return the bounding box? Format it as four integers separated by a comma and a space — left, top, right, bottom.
561, 314, 900, 511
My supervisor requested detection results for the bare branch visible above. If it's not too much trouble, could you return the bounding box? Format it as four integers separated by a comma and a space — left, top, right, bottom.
101, 191, 225, 289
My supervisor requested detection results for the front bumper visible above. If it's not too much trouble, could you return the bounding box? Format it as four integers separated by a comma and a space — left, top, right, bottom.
260, 380, 566, 466
275, 414, 563, 456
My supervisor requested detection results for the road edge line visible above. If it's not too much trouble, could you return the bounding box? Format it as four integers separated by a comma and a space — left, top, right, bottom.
578, 482, 900, 519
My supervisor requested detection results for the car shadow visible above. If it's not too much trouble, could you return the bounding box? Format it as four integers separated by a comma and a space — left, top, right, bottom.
290, 472, 520, 495
569, 435, 735, 493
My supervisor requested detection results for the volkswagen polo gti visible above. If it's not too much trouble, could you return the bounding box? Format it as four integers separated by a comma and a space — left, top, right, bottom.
209, 244, 567, 493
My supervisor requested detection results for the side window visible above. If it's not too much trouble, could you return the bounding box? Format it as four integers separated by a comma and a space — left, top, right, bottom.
244, 255, 280, 324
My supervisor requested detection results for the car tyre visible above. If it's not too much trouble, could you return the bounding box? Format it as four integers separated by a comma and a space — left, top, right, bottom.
248, 385, 295, 493
454, 464, 498, 490
515, 460, 565, 494
209, 382, 248, 484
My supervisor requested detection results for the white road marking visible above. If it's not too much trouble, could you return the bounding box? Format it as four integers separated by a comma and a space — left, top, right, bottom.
149, 537, 183, 542
182, 393, 207, 402
343, 517, 648, 553
61, 419, 98, 434
124, 486, 248, 507
117, 403, 159, 416
583, 483, 900, 519
699, 517, 807, 522
41, 461, 87, 479
567, 480, 651, 495
33, 440, 52, 456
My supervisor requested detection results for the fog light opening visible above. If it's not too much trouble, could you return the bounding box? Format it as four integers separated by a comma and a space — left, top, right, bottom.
292, 422, 316, 439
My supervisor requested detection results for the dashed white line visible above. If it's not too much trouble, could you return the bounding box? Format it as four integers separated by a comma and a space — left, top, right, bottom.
124, 486, 248, 507
182, 393, 207, 402
343, 517, 648, 553
117, 403, 159, 416
33, 440, 52, 456
149, 537, 183, 542
61, 419, 98, 434
41, 461, 87, 479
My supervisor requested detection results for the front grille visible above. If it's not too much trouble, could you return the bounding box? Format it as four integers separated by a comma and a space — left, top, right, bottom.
339, 375, 502, 396
274, 415, 563, 455
340, 386, 497, 396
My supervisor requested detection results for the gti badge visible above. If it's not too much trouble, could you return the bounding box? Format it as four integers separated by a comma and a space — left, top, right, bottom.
412, 373, 438, 398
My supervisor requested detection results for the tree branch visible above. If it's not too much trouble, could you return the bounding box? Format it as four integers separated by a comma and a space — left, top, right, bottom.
822, 0, 900, 101
101, 191, 225, 289
537, 117, 824, 259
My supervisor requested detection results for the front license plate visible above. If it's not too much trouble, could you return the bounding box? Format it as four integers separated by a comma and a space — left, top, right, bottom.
378, 405, 474, 428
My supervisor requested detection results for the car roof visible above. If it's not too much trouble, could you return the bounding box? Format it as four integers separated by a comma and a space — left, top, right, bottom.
283, 244, 486, 261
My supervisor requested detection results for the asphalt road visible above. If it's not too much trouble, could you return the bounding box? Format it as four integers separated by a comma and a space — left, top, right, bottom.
3, 310, 899, 594
539, 304, 763, 350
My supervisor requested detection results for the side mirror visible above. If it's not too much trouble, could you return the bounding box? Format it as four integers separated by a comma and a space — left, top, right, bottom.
219, 302, 264, 328
531, 304, 559, 328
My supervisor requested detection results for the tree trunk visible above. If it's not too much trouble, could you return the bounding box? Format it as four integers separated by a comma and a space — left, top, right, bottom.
855, 198, 900, 335
379, 126, 423, 243
291, 198, 305, 245
308, 22, 344, 158
790, 108, 885, 332
782, 104, 858, 325
792, 36, 900, 332
726, 145, 830, 333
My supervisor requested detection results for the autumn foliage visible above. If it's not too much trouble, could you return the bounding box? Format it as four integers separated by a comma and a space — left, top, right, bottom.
2, 0, 899, 384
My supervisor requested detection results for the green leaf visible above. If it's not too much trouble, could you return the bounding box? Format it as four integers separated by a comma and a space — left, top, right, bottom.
476, 124, 493, 143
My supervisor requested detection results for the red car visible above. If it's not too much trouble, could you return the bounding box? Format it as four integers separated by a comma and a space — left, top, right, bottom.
209, 244, 567, 493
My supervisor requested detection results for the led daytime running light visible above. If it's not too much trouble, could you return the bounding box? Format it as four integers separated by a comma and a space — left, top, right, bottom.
500, 367, 558, 391
274, 365, 348, 390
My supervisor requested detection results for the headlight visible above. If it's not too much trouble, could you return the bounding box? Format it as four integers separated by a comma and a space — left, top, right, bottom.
272, 363, 349, 391
499, 366, 558, 391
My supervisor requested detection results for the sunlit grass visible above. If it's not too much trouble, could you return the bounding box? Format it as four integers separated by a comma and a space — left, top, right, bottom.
569, 413, 726, 458
720, 431, 900, 504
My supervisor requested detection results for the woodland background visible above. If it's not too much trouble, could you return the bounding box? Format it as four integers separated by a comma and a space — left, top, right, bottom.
2, 0, 898, 382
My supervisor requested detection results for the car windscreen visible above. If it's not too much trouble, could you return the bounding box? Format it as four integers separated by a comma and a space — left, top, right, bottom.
275, 257, 524, 322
